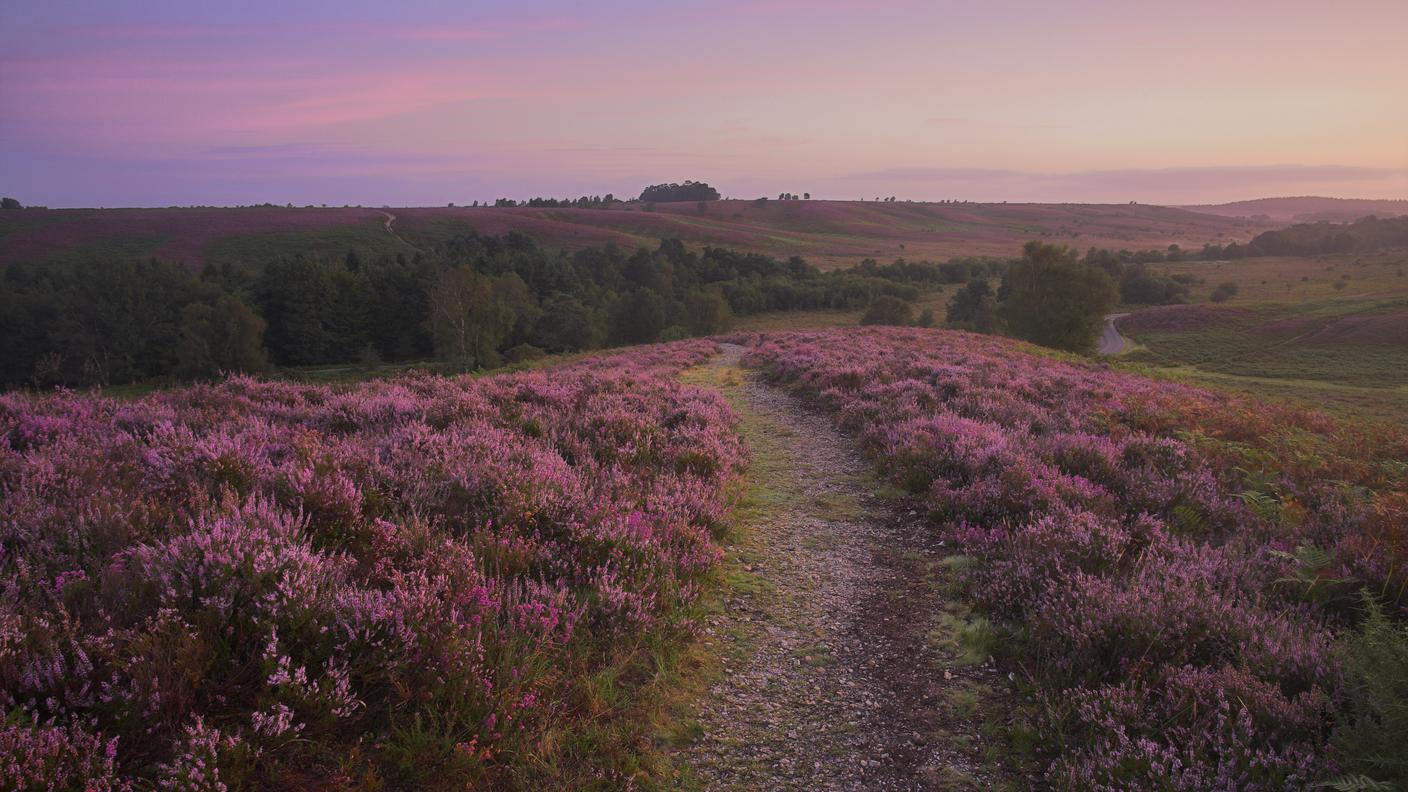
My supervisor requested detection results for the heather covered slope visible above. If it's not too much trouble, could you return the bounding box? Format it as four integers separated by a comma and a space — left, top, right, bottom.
0, 206, 398, 270
0, 342, 744, 789
5, 328, 1405, 789
0, 200, 1268, 271
741, 327, 1407, 789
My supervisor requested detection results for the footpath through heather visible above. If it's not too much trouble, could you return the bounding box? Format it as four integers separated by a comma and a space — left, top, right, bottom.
672, 344, 1024, 791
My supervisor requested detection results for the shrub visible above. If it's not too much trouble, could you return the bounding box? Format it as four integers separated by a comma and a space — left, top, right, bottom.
859, 295, 914, 326
1210, 281, 1240, 302
503, 343, 546, 364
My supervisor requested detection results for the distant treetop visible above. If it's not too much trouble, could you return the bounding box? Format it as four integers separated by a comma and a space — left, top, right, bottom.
638, 181, 720, 203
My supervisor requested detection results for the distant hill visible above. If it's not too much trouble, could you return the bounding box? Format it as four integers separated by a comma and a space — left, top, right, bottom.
1182, 196, 1408, 223
0, 200, 1271, 271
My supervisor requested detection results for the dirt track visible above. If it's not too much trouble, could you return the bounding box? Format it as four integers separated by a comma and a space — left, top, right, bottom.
676, 345, 1021, 790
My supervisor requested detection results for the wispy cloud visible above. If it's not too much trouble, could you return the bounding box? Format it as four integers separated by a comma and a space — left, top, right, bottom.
395, 17, 574, 42
925, 117, 1070, 130
834, 165, 1408, 203
845, 164, 1407, 185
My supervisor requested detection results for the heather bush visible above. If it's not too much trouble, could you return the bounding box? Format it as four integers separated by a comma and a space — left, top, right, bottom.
0, 720, 130, 791
0, 340, 743, 787
1054, 665, 1327, 790
742, 327, 1408, 789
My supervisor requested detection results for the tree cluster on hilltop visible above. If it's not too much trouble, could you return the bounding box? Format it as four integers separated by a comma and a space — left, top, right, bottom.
491, 194, 619, 208
638, 181, 720, 202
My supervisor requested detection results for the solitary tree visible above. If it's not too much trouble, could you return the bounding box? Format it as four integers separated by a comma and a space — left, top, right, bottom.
1000, 241, 1118, 352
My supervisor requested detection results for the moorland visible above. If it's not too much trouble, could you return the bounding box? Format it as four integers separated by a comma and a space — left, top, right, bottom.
3, 193, 1407, 791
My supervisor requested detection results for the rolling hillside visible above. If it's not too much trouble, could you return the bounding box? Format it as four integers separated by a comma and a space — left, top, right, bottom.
1184, 196, 1408, 223
0, 200, 1271, 271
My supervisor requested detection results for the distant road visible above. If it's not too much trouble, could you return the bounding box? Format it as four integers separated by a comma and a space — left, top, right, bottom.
1098, 313, 1130, 355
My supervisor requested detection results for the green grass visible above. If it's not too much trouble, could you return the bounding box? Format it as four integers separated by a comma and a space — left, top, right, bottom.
32, 234, 170, 266
1123, 301, 1408, 385
1156, 250, 1408, 304
205, 220, 413, 269
1116, 251, 1408, 424
731, 285, 959, 333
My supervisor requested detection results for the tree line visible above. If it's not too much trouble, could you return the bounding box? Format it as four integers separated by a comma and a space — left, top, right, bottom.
1227, 214, 1408, 258
1064, 215, 1408, 265
0, 234, 994, 388
482, 180, 723, 208
491, 195, 621, 208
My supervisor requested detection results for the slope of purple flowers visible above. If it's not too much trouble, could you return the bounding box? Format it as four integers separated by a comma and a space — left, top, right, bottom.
742, 327, 1408, 790
0, 342, 744, 789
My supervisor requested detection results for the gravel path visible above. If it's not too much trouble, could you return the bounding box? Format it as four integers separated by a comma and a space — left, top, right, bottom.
678, 345, 1020, 791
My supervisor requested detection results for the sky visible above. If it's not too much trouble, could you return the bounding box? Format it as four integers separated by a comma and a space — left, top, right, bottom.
2, 0, 1406, 207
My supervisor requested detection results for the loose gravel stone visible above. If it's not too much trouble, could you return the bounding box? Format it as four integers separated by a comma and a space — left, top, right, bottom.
675, 345, 1023, 791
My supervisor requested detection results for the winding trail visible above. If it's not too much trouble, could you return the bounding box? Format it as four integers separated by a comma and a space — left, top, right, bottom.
675, 345, 1021, 791
1098, 312, 1130, 355
376, 210, 420, 251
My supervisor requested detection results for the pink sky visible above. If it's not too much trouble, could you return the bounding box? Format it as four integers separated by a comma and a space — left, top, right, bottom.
2, 0, 1405, 207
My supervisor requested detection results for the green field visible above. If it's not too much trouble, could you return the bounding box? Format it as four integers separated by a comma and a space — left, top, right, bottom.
1116, 250, 1408, 424
205, 219, 415, 269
